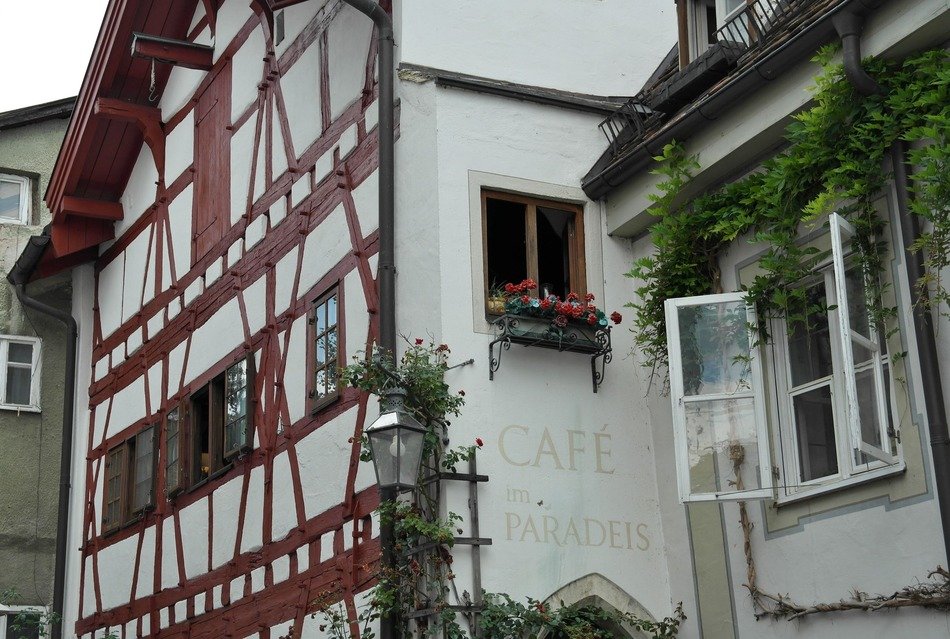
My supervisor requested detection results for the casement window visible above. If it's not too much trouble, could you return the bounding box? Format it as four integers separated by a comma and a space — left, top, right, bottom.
0, 607, 44, 639
309, 287, 340, 412
166, 357, 255, 495
482, 190, 586, 309
102, 425, 156, 532
666, 213, 901, 502
0, 173, 31, 225
0, 336, 42, 411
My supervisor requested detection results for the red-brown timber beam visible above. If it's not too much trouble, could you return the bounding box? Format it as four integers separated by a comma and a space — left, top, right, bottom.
61, 196, 124, 221
94, 97, 166, 176
131, 32, 214, 71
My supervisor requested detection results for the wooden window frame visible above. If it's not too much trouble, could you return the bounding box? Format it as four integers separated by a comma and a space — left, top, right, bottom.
169, 355, 256, 497
102, 425, 156, 533
480, 190, 586, 315
308, 285, 343, 415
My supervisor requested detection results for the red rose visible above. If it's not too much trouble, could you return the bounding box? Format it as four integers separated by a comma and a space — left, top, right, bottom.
610, 311, 622, 324
415, 338, 424, 345
475, 437, 484, 447
587, 313, 597, 325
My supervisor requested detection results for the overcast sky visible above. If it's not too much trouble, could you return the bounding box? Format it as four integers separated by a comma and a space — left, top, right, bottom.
0, 0, 110, 113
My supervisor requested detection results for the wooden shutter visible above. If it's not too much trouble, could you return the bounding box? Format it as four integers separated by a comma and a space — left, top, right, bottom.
192, 64, 232, 262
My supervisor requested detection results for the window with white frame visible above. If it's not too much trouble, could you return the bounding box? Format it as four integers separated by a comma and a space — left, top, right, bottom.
0, 337, 42, 411
0, 607, 44, 639
666, 213, 901, 502
0, 174, 31, 225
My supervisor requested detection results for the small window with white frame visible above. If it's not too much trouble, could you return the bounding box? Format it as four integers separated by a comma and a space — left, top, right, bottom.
0, 173, 31, 225
665, 212, 902, 503
0, 605, 45, 639
0, 336, 42, 411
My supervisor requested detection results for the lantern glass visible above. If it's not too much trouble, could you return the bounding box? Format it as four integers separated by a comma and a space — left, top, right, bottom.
366, 406, 426, 491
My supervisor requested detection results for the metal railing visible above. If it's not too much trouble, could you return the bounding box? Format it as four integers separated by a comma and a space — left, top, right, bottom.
715, 0, 812, 49
598, 95, 658, 152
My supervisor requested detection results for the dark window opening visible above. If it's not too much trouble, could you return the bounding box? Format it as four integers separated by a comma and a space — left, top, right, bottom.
485, 198, 528, 292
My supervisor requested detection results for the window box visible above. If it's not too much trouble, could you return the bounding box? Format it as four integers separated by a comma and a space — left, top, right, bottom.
488, 314, 612, 393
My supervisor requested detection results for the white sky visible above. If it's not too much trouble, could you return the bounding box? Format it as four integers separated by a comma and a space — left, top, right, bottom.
0, 0, 111, 113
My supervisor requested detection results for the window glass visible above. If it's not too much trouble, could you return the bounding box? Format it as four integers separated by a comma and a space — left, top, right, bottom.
8, 613, 42, 639
793, 385, 838, 481
8, 342, 32, 364
6, 366, 32, 405
132, 427, 154, 512
166, 407, 180, 493
312, 290, 339, 410
0, 179, 22, 221
225, 359, 249, 456
684, 397, 762, 494
677, 301, 753, 396
105, 447, 124, 530
486, 198, 528, 291
786, 283, 833, 387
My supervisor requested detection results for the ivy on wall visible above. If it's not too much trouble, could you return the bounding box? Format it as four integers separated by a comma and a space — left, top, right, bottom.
627, 47, 950, 377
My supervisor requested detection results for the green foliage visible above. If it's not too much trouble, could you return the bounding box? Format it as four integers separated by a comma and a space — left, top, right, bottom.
0, 589, 67, 639
627, 48, 950, 378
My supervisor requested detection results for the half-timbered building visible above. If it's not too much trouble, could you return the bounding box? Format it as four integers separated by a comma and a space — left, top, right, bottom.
19, 1, 687, 639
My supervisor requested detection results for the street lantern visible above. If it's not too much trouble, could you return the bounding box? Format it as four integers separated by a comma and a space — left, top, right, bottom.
365, 388, 426, 491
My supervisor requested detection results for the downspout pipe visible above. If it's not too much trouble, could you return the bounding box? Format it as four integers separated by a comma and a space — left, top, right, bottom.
6, 232, 78, 639
338, 4, 398, 639
834, 12, 950, 564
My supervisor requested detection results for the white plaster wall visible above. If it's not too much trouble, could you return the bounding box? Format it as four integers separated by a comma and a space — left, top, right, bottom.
160, 65, 206, 125
295, 407, 358, 520
134, 526, 156, 599
281, 41, 323, 158
240, 464, 265, 553
327, 4, 373, 120
165, 111, 194, 187
388, 80, 675, 621
397, 0, 676, 96
167, 184, 194, 281
214, 0, 254, 64
285, 316, 308, 425
118, 146, 159, 238
231, 26, 266, 122
271, 451, 297, 541
106, 374, 146, 437
184, 298, 243, 387
300, 203, 351, 293
121, 230, 150, 323
179, 498, 210, 579
97, 535, 137, 610
98, 255, 124, 339
343, 271, 369, 359
212, 473, 243, 568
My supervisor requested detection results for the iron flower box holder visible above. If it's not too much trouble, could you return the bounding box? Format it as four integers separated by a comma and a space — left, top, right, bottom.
488, 279, 620, 392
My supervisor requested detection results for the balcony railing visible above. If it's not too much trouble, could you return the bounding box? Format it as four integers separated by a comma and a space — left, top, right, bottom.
597, 97, 659, 153
715, 0, 812, 50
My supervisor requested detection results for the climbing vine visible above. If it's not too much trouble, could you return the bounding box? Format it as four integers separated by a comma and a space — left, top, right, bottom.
627, 47, 950, 377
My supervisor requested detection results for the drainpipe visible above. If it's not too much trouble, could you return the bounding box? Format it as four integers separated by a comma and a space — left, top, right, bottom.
6, 232, 78, 639
338, 3, 398, 639
834, 11, 950, 564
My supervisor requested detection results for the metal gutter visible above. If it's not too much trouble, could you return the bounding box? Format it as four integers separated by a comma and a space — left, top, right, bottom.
6, 231, 77, 639
397, 63, 628, 116
833, 10, 950, 564
582, 0, 883, 200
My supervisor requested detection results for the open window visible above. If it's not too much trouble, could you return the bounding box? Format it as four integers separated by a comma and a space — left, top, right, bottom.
102, 425, 156, 532
482, 190, 585, 311
665, 292, 772, 502
165, 356, 255, 496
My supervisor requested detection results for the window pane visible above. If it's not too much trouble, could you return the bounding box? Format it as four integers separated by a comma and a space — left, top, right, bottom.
536, 207, 573, 299
316, 335, 327, 365
677, 301, 753, 396
132, 429, 154, 511
844, 266, 871, 339
9, 612, 42, 639
787, 283, 832, 387
326, 294, 337, 328
854, 367, 884, 465
486, 198, 527, 291
8, 342, 33, 364
166, 408, 180, 491
316, 301, 327, 333
0, 179, 22, 220
226, 360, 247, 395
225, 416, 246, 454
6, 365, 32, 405
684, 398, 762, 495
226, 387, 247, 423
793, 385, 838, 481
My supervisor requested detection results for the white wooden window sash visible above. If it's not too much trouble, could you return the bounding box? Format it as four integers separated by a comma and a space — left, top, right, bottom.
0, 173, 31, 225
0, 336, 42, 411
829, 212, 895, 464
666, 292, 773, 502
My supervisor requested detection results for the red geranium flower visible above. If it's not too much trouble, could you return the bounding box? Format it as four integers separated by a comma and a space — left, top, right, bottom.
523, 278, 537, 290
585, 293, 595, 302
520, 295, 530, 304
567, 292, 579, 302
504, 283, 515, 293
587, 313, 597, 325
610, 311, 623, 324
571, 306, 584, 318
539, 298, 552, 310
